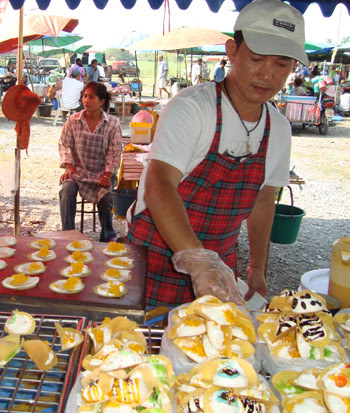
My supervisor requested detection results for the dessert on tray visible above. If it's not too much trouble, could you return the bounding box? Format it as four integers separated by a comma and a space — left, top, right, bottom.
105, 256, 134, 269
94, 281, 127, 298
0, 260, 7, 270
28, 238, 56, 249
0, 236, 16, 247
2, 273, 39, 290
0, 247, 16, 258
14, 261, 46, 275
0, 334, 22, 367
54, 322, 84, 351
49, 277, 84, 294
64, 251, 94, 264
99, 268, 132, 283
60, 261, 91, 278
102, 241, 130, 257
65, 240, 94, 252
23, 339, 57, 371
4, 309, 36, 335
28, 247, 56, 262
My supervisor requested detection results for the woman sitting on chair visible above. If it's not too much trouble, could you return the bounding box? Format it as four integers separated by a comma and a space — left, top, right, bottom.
58, 82, 123, 242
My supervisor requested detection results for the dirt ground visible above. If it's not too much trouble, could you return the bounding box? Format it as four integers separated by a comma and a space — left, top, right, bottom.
0, 110, 350, 298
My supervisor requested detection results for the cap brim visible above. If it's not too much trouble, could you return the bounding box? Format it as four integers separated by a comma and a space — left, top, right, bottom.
243, 29, 309, 66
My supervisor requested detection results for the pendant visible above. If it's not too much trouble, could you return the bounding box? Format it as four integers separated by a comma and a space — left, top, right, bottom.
246, 139, 251, 153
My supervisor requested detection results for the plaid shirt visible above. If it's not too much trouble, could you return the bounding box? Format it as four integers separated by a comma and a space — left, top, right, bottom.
59, 110, 122, 204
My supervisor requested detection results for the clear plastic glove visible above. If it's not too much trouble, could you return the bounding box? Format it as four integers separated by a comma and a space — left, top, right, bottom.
172, 248, 244, 306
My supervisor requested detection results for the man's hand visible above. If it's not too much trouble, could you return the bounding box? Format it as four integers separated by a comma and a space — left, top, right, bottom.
98, 172, 112, 187
244, 265, 267, 301
60, 164, 79, 184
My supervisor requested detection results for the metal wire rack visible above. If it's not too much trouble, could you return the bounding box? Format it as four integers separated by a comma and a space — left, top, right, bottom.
0, 312, 87, 413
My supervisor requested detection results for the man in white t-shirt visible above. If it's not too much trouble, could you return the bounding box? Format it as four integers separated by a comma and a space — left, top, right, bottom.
158, 55, 170, 99
127, 0, 308, 307
191, 58, 203, 85
61, 69, 84, 111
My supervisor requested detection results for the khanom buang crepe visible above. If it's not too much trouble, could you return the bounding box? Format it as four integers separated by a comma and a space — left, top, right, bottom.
0, 334, 23, 367
23, 339, 57, 371
54, 322, 84, 351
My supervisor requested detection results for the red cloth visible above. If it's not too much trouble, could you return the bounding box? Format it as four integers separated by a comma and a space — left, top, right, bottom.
14, 119, 31, 150
128, 82, 270, 306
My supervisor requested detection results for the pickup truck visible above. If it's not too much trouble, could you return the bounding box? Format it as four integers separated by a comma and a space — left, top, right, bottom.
37, 58, 61, 73
112, 60, 140, 77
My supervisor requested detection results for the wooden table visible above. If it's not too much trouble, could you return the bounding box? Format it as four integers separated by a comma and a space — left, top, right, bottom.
0, 236, 147, 323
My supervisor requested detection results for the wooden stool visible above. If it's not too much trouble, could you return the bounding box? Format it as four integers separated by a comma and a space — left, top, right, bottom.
76, 198, 98, 233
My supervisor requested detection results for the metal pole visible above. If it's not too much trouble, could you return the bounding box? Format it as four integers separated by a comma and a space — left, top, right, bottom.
14, 7, 24, 235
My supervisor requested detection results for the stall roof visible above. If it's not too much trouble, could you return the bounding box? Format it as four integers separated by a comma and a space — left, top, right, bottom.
8, 0, 350, 16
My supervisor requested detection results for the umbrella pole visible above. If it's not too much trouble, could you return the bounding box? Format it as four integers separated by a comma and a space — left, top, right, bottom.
134, 51, 141, 101
153, 51, 158, 98
184, 49, 188, 86
14, 7, 24, 235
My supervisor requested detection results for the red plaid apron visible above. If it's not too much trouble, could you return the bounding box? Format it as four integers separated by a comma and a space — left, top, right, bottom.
128, 83, 270, 307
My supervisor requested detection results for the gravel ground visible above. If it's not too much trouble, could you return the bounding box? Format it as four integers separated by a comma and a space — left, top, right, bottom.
1, 109, 349, 299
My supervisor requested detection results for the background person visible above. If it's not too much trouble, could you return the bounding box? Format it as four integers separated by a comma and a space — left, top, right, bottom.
213, 59, 227, 82
86, 59, 99, 83
60, 69, 84, 120
191, 58, 202, 85
158, 55, 170, 99
290, 76, 307, 96
59, 82, 122, 242
127, 0, 308, 306
69, 58, 85, 82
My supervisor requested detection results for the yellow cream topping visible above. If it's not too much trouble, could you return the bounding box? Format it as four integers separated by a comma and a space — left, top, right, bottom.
71, 251, 86, 261
105, 268, 122, 277
62, 277, 81, 290
111, 258, 129, 267
71, 240, 83, 249
68, 261, 84, 275
107, 242, 125, 252
10, 273, 29, 285
108, 282, 124, 296
37, 239, 51, 248
38, 247, 50, 257
112, 378, 141, 404
28, 262, 43, 273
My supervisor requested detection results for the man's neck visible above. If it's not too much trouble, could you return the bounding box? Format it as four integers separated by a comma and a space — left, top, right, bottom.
223, 77, 263, 122
85, 109, 102, 122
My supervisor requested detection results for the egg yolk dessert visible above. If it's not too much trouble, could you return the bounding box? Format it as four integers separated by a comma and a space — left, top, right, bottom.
28, 262, 43, 273
108, 282, 124, 297
68, 261, 84, 275
71, 240, 83, 249
107, 242, 125, 252
71, 251, 86, 261
37, 239, 51, 248
38, 247, 50, 258
10, 273, 29, 286
111, 258, 129, 267
62, 277, 81, 290
105, 269, 122, 278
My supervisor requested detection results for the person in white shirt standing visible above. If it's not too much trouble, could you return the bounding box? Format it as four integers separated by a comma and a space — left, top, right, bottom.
192, 58, 203, 85
61, 69, 84, 112
158, 55, 170, 99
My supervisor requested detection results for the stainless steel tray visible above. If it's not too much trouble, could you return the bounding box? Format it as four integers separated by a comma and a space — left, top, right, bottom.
0, 312, 87, 413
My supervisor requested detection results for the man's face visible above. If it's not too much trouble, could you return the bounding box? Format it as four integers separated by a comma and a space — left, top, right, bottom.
92, 61, 98, 68
229, 41, 296, 105
158, 56, 163, 62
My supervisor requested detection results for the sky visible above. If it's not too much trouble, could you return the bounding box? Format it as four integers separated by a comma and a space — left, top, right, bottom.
2, 0, 350, 50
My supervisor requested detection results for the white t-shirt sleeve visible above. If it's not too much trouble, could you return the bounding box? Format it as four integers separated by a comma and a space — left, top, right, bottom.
147, 91, 204, 175
262, 103, 291, 188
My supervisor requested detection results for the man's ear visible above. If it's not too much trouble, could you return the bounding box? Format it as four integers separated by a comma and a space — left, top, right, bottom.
225, 39, 239, 65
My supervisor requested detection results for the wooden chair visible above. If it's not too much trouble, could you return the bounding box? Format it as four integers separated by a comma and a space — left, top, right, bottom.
76, 197, 98, 233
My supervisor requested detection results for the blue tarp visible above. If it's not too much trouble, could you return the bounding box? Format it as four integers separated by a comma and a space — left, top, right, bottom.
7, 0, 350, 16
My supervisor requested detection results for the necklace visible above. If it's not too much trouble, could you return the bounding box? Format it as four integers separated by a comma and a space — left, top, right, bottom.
223, 78, 263, 153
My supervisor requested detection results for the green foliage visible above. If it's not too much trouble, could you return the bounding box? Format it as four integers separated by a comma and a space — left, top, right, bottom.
341, 36, 350, 44
105, 48, 133, 61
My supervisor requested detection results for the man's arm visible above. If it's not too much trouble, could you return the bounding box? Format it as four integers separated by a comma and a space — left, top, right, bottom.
245, 184, 276, 300
144, 160, 203, 253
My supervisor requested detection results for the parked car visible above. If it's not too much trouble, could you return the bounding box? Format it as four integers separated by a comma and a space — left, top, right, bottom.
112, 60, 140, 76
5, 57, 38, 70
37, 58, 61, 73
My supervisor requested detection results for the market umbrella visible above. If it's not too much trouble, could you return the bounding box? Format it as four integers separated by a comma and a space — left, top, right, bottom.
32, 43, 92, 58
111, 31, 149, 49
28, 31, 83, 48
129, 27, 232, 51
0, 15, 79, 53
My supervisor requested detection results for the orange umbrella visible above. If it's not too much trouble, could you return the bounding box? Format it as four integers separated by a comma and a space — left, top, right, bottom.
0, 14, 78, 53
129, 27, 231, 51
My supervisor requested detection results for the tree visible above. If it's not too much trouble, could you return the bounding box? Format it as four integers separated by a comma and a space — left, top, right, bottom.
341, 36, 350, 44
104, 49, 133, 61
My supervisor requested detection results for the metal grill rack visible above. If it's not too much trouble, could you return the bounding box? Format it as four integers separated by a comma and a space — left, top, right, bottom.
0, 312, 87, 413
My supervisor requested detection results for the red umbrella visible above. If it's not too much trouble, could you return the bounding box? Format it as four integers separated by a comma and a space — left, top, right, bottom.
0, 14, 78, 53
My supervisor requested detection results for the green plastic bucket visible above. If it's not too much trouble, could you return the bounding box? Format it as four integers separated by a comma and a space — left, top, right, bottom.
270, 186, 306, 244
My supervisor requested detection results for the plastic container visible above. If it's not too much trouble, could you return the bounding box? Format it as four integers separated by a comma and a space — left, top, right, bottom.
38, 103, 53, 117
328, 237, 350, 308
109, 81, 118, 88
111, 188, 137, 218
270, 187, 305, 244
325, 76, 333, 85
318, 80, 327, 93
130, 122, 152, 144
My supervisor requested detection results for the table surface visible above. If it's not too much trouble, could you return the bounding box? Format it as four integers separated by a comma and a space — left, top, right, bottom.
0, 236, 147, 313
